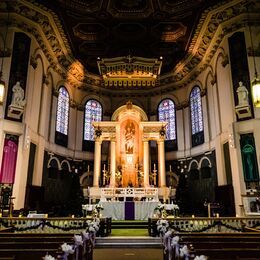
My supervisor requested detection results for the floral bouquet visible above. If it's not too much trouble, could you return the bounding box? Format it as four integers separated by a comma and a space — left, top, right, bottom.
156, 219, 169, 236
92, 204, 104, 218
154, 203, 167, 218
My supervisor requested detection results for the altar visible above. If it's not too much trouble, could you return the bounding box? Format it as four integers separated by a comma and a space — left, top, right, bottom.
98, 201, 158, 220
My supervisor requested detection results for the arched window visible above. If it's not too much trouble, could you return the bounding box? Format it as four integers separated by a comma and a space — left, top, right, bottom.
56, 86, 69, 135
84, 99, 102, 141
158, 99, 176, 141
190, 86, 204, 146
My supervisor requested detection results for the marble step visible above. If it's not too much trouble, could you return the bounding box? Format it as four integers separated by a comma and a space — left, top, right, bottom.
112, 221, 148, 229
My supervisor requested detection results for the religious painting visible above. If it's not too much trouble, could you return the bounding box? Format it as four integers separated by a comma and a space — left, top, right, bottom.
240, 133, 259, 182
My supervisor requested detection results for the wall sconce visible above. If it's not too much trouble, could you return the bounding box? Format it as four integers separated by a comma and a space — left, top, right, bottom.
248, 5, 260, 107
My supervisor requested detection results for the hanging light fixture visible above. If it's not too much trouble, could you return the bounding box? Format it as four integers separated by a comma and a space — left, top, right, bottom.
248, 4, 260, 107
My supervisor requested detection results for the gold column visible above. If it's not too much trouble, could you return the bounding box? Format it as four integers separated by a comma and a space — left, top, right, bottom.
157, 140, 166, 187
143, 140, 150, 187
93, 140, 102, 187
109, 139, 116, 187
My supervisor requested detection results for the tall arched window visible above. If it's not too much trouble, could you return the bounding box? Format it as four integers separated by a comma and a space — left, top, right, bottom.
56, 86, 69, 135
84, 99, 102, 141
190, 86, 204, 146
158, 99, 177, 141
55, 86, 70, 147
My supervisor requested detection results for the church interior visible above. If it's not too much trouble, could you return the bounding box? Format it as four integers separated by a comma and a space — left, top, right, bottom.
0, 0, 260, 259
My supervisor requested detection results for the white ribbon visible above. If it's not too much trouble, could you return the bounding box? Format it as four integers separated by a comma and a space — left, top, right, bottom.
171, 235, 180, 259
74, 235, 83, 260
163, 230, 173, 260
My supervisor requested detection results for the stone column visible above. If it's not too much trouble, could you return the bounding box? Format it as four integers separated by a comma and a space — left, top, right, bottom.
109, 139, 116, 187
143, 140, 150, 187
93, 139, 102, 187
157, 140, 166, 187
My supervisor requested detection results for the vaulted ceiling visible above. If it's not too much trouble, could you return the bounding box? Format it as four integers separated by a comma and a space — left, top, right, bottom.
36, 0, 219, 76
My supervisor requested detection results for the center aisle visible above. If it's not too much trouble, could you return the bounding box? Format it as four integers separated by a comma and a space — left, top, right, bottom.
111, 220, 149, 236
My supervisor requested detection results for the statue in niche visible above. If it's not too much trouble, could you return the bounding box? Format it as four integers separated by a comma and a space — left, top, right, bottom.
125, 121, 135, 154
236, 81, 249, 106
11, 82, 26, 108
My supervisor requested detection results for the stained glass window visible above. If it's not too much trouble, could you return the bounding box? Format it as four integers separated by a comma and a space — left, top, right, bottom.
84, 99, 102, 141
158, 99, 176, 140
56, 86, 69, 135
190, 86, 203, 135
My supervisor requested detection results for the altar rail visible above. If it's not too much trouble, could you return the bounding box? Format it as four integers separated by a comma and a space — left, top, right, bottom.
0, 217, 111, 236
101, 187, 158, 201
148, 217, 260, 236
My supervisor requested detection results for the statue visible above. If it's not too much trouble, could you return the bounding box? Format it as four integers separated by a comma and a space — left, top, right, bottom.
125, 121, 135, 154
11, 82, 26, 108
236, 81, 249, 106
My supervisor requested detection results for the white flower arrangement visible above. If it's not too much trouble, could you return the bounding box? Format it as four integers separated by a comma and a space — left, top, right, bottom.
61, 243, 74, 254
194, 255, 208, 260
74, 234, 83, 246
180, 245, 189, 258
92, 204, 104, 217
156, 219, 169, 234
155, 203, 165, 212
43, 254, 56, 260
87, 219, 100, 233
171, 235, 180, 246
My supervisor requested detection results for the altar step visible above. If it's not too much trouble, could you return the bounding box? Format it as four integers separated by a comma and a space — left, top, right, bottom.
95, 237, 162, 248
111, 220, 148, 229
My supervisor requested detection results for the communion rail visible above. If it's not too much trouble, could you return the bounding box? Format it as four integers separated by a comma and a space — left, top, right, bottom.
0, 217, 111, 236
148, 216, 260, 236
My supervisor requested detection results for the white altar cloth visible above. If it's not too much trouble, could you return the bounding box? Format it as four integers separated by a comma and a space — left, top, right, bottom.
99, 201, 158, 220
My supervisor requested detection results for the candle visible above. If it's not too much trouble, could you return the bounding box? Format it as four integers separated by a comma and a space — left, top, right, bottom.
192, 215, 195, 218
45, 214, 48, 218
72, 215, 75, 218
216, 213, 219, 218
169, 165, 172, 172
153, 163, 156, 170
87, 165, 90, 172
103, 164, 106, 170
0, 213, 2, 218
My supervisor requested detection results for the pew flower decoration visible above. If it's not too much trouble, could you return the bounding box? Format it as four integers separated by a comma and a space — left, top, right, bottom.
156, 219, 169, 236
74, 234, 83, 246
87, 218, 100, 233
180, 245, 190, 260
43, 254, 56, 260
74, 235, 83, 260
171, 236, 180, 258
61, 242, 74, 254
194, 255, 208, 260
